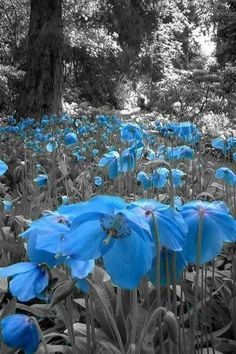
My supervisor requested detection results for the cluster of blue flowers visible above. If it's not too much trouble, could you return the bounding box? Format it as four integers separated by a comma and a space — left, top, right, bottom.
0, 195, 235, 302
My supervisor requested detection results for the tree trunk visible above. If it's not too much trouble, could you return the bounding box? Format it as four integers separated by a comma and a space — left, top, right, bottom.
16, 0, 63, 119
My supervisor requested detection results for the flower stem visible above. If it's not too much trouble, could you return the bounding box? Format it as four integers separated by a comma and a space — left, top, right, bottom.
190, 212, 204, 354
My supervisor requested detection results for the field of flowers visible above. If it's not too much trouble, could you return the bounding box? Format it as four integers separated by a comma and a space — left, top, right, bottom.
0, 114, 236, 354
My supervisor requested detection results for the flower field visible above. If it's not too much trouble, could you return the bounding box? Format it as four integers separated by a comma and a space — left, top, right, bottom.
0, 114, 236, 354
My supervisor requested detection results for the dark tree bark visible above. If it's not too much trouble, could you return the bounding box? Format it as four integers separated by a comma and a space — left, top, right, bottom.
16, 0, 64, 119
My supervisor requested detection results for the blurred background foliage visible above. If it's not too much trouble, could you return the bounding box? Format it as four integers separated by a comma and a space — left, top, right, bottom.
1, 0, 236, 121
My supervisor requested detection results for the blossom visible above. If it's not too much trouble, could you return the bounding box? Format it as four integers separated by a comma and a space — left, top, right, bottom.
0, 160, 8, 175
215, 167, 236, 185
0, 262, 49, 302
137, 171, 152, 190
120, 122, 143, 142
180, 201, 236, 264
1, 314, 40, 354
60, 195, 154, 289
34, 174, 48, 187
166, 146, 194, 160
148, 250, 187, 286
152, 168, 169, 189
128, 199, 187, 252
64, 132, 78, 146
172, 168, 186, 187
2, 200, 13, 212
94, 176, 103, 186
98, 151, 120, 179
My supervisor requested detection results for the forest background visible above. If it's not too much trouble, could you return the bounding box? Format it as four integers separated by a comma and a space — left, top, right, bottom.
1, 0, 236, 130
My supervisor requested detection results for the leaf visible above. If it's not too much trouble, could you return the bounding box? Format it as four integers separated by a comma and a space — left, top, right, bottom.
16, 303, 56, 318
96, 340, 121, 353
88, 280, 125, 353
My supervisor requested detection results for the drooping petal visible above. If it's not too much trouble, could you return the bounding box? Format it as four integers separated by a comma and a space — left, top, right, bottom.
102, 229, 153, 289
0, 262, 36, 277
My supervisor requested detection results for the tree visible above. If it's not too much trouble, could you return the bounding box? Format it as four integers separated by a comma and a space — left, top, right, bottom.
16, 0, 64, 119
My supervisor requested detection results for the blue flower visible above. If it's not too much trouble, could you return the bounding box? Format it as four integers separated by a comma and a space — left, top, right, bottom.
94, 176, 103, 186
215, 167, 236, 185
46, 141, 58, 152
0, 262, 49, 302
137, 171, 152, 190
21, 213, 71, 266
172, 169, 186, 187
120, 123, 143, 142
148, 250, 187, 286
211, 137, 227, 155
152, 168, 169, 189
180, 201, 236, 264
34, 174, 48, 187
62, 196, 154, 289
233, 152, 236, 161
128, 199, 187, 252
0, 160, 8, 175
2, 200, 13, 212
65, 256, 94, 281
98, 151, 120, 179
64, 132, 77, 146
1, 314, 40, 354
166, 146, 194, 160
120, 149, 135, 172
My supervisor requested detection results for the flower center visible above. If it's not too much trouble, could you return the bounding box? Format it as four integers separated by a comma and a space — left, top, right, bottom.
100, 213, 131, 239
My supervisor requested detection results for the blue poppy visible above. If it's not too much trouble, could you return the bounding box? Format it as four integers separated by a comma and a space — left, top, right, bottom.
34, 174, 48, 187
233, 152, 236, 161
21, 213, 71, 266
172, 169, 186, 187
180, 201, 236, 264
2, 200, 13, 212
166, 146, 194, 160
61, 196, 154, 289
128, 199, 187, 252
137, 171, 152, 190
98, 151, 120, 179
227, 137, 236, 151
91, 148, 99, 157
148, 250, 187, 286
0, 262, 49, 302
120, 149, 135, 172
152, 168, 169, 189
46, 141, 58, 152
65, 256, 94, 280
120, 123, 143, 142
94, 176, 103, 186
1, 314, 40, 354
0, 160, 8, 175
215, 167, 236, 185
64, 132, 78, 146
211, 137, 227, 155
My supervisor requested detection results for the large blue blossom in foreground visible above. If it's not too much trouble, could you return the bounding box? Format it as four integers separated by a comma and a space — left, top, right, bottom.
58, 196, 154, 289
0, 262, 49, 302
21, 213, 71, 267
98, 151, 120, 179
180, 201, 236, 264
1, 314, 40, 354
128, 199, 187, 252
